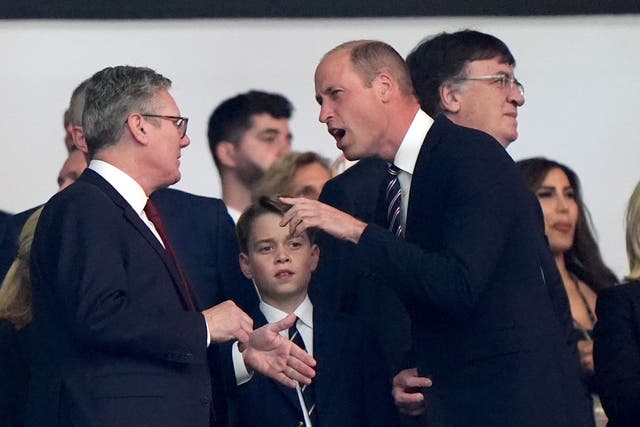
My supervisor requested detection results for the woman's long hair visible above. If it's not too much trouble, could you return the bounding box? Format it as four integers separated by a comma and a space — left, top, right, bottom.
517, 157, 617, 293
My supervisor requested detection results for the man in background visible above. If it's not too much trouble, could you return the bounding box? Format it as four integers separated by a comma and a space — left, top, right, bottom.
207, 90, 293, 222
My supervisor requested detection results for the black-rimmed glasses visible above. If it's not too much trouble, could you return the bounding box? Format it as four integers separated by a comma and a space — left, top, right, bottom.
456, 74, 525, 97
141, 114, 189, 139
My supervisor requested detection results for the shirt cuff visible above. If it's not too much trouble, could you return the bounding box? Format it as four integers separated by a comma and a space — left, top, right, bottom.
232, 341, 253, 385
205, 317, 211, 347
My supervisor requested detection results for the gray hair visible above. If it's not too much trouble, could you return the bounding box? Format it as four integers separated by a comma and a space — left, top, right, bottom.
83, 66, 171, 157
68, 79, 89, 126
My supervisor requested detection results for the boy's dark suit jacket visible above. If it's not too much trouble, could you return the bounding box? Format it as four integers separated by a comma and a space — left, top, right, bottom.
27, 169, 215, 427
315, 115, 593, 426
219, 306, 399, 427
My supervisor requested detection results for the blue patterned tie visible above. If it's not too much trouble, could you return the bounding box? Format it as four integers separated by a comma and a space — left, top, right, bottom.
386, 164, 405, 237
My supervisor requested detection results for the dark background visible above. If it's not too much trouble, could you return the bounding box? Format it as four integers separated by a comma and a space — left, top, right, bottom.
1, 0, 638, 20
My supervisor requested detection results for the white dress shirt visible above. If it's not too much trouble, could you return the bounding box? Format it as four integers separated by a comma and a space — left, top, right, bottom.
233, 296, 315, 426
392, 109, 434, 226
225, 205, 242, 224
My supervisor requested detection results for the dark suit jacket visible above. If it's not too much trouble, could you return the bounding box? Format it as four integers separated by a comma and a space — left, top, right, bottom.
0, 206, 40, 281
150, 188, 258, 313
313, 157, 412, 374
27, 169, 213, 427
220, 306, 399, 427
0, 320, 31, 427
594, 280, 640, 427
321, 115, 593, 426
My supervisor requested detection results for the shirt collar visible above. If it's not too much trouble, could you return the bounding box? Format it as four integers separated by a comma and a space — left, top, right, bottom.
393, 109, 433, 175
226, 205, 242, 224
260, 295, 313, 330
89, 159, 149, 215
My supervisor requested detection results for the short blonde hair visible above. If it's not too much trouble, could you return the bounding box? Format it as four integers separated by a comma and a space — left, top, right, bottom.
253, 151, 329, 200
0, 207, 42, 329
626, 181, 640, 280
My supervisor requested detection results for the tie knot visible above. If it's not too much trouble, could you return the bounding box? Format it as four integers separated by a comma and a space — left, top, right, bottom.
144, 199, 160, 221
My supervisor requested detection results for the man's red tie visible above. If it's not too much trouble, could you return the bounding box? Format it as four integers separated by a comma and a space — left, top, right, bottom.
144, 199, 197, 311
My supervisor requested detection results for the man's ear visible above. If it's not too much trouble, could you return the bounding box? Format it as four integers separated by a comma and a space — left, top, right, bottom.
71, 125, 89, 154
376, 71, 395, 103
126, 113, 151, 145
215, 141, 238, 168
239, 253, 252, 279
439, 83, 462, 114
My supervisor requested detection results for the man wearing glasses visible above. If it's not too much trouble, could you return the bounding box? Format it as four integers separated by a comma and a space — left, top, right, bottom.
407, 29, 524, 149
281, 37, 592, 426
27, 66, 316, 427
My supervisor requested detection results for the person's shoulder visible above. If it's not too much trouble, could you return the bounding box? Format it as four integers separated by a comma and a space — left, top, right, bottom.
431, 114, 508, 157
329, 157, 387, 185
314, 308, 367, 335
152, 188, 226, 210
322, 156, 387, 199
600, 280, 640, 300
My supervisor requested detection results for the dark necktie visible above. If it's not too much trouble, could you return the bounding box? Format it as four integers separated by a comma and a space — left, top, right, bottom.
144, 199, 197, 311
385, 164, 405, 237
289, 323, 318, 426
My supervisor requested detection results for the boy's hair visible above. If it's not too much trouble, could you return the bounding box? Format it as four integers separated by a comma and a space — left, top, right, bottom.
236, 196, 315, 253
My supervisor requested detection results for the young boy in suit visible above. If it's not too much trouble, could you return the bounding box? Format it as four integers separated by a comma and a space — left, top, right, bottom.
226, 197, 398, 427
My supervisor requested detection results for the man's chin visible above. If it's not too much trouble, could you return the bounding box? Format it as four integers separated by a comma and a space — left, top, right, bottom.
342, 148, 362, 162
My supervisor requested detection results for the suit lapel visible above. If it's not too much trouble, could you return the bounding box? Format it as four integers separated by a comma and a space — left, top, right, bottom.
79, 170, 191, 309
312, 309, 346, 411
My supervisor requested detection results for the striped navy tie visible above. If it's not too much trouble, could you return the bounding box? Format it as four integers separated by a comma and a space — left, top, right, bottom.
386, 164, 405, 237
289, 324, 317, 426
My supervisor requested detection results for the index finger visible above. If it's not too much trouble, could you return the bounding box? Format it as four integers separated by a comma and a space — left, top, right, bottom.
402, 376, 432, 389
289, 342, 317, 368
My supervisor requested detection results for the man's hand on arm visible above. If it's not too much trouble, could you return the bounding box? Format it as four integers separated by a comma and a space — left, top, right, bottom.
241, 313, 317, 388
202, 300, 253, 344
279, 197, 367, 244
392, 368, 432, 416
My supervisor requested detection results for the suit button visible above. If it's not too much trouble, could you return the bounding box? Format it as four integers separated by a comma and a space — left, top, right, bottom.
200, 397, 210, 406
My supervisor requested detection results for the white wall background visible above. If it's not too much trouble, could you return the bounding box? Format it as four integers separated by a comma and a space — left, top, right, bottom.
0, 16, 638, 277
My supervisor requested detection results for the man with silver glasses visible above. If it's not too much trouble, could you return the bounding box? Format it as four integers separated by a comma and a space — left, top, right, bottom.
391, 30, 593, 425
27, 66, 315, 427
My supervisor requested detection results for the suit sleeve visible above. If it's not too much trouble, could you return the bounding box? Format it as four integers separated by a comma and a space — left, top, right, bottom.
31, 189, 208, 365
594, 285, 640, 423
353, 142, 519, 319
